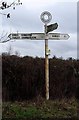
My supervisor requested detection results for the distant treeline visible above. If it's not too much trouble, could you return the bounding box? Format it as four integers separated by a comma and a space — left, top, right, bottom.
2, 54, 79, 101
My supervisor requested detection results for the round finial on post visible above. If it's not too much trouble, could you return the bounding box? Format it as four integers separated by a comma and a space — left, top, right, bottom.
40, 11, 52, 24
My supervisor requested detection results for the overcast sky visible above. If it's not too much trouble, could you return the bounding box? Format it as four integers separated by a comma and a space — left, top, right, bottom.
0, 0, 78, 59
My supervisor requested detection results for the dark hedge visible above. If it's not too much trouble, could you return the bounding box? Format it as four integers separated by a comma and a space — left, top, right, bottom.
2, 55, 79, 101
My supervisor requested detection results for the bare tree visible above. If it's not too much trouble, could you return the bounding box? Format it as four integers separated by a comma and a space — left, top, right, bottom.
7, 45, 13, 55
15, 50, 20, 56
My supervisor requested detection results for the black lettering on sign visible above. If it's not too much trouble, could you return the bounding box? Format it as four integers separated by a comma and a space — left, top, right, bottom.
52, 35, 60, 37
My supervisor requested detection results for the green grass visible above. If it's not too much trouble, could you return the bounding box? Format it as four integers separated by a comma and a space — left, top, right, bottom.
2, 98, 78, 119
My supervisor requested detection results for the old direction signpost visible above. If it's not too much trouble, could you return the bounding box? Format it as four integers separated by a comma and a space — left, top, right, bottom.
8, 11, 70, 100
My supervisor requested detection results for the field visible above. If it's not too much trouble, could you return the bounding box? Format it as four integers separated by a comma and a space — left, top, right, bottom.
2, 98, 78, 119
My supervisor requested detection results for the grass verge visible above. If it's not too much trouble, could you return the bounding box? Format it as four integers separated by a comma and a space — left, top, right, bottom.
2, 97, 78, 119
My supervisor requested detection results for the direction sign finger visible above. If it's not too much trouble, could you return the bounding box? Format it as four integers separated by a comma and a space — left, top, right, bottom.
49, 33, 70, 40
8, 33, 70, 40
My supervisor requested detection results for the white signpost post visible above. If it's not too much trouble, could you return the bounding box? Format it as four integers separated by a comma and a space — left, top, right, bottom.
8, 11, 70, 100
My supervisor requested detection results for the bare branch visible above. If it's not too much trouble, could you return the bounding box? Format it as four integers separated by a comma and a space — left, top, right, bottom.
0, 32, 11, 43
0, 0, 22, 10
